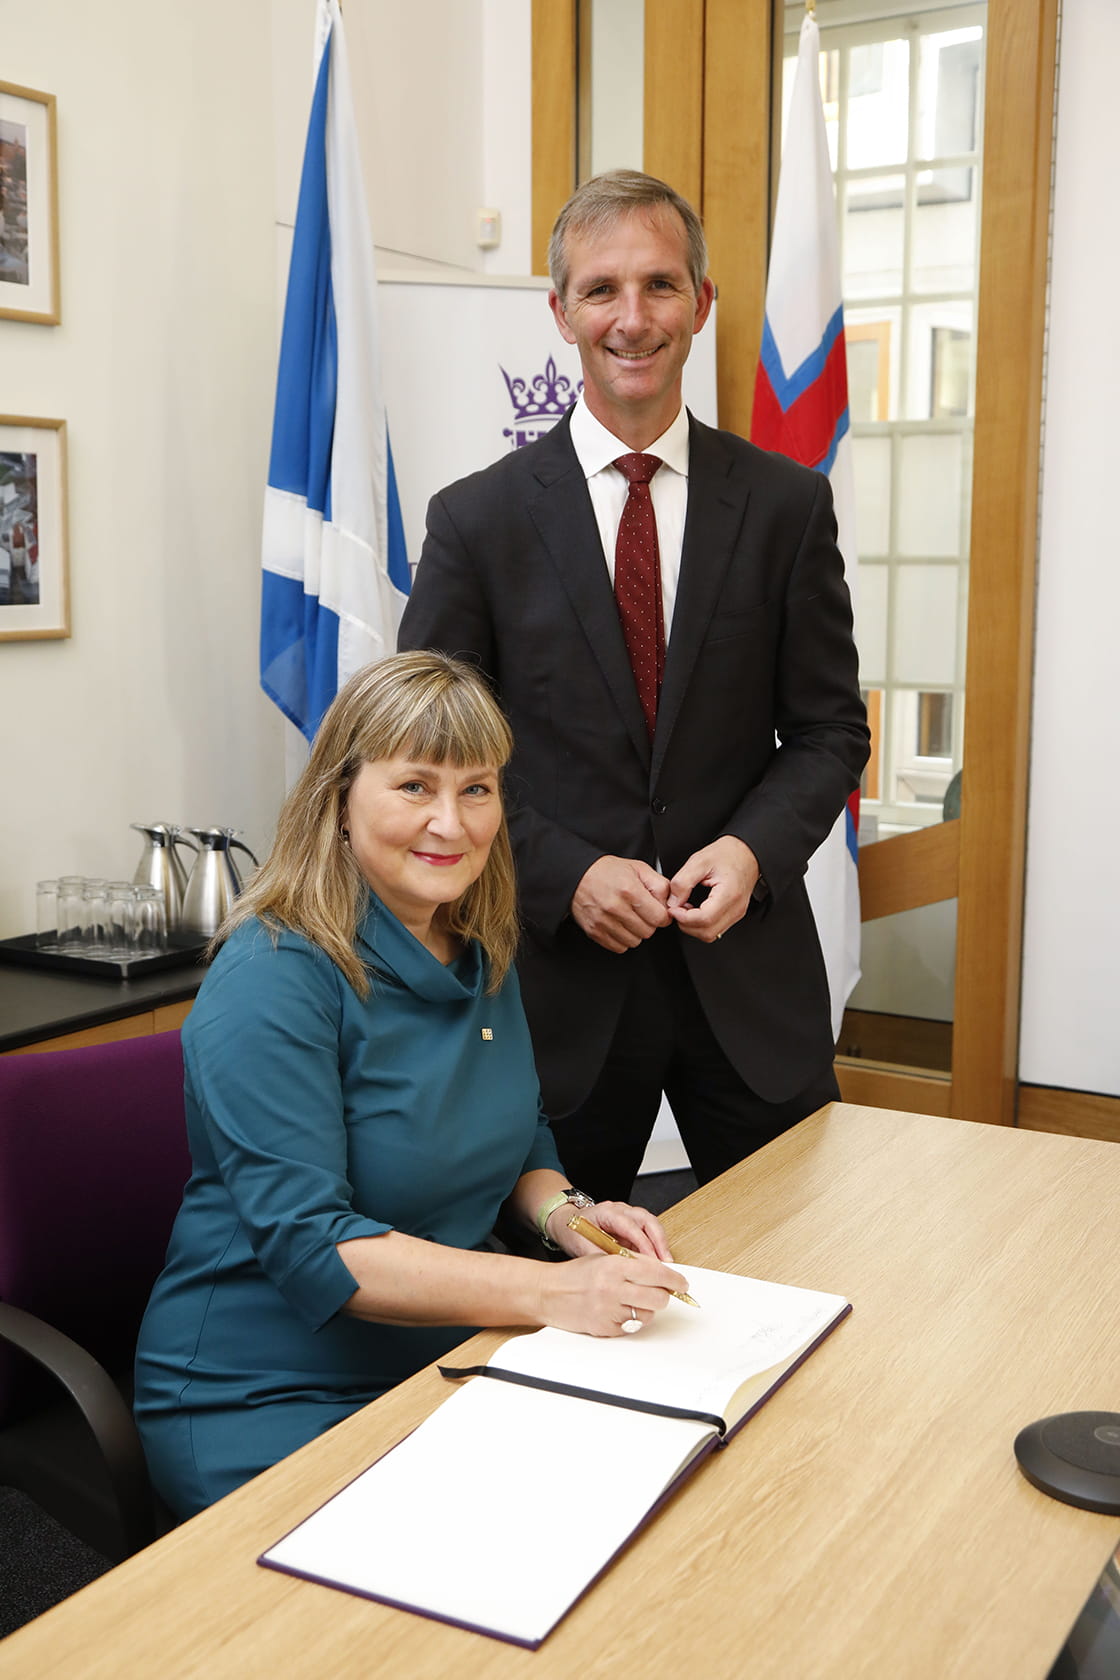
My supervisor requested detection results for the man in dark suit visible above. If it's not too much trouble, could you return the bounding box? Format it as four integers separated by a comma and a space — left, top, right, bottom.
399, 170, 869, 1203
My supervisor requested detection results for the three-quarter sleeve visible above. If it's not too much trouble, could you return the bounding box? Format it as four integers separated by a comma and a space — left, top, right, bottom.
182, 930, 389, 1331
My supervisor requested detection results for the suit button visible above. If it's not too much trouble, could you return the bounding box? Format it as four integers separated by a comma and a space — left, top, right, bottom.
651, 799, 668, 816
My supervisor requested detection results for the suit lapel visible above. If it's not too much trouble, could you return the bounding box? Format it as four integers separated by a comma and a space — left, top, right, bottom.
526, 414, 651, 767
653, 417, 751, 780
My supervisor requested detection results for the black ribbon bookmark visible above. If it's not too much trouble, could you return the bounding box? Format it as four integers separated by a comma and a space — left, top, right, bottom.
438, 1363, 728, 1437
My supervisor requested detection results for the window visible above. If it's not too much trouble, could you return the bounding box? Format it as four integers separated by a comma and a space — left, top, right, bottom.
785, 3, 985, 840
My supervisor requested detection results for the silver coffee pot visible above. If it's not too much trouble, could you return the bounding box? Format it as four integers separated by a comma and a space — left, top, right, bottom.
131, 823, 200, 932
180, 828, 261, 938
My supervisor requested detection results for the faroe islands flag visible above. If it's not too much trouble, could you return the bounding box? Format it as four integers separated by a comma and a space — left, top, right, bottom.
751, 10, 862, 1037
261, 0, 409, 742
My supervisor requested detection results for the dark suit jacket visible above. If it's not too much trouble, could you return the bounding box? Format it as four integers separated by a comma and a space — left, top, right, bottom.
399, 410, 869, 1116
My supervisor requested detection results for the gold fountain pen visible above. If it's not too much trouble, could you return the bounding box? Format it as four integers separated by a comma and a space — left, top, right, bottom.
566, 1213, 700, 1308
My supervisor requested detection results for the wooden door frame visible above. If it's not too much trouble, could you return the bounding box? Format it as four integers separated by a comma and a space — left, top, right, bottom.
531, 0, 577, 278
530, 0, 1058, 1127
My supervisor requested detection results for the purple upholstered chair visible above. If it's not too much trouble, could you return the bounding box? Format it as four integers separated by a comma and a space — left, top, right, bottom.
0, 1030, 190, 1564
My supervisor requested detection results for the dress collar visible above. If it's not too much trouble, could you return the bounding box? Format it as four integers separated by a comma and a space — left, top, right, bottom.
354, 895, 485, 1003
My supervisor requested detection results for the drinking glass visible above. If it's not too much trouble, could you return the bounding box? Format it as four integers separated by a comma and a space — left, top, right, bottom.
82, 879, 110, 956
56, 876, 87, 951
106, 882, 138, 958
133, 885, 167, 956
36, 879, 58, 949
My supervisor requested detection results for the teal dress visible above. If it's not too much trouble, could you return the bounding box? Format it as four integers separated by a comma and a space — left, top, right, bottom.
134, 897, 559, 1517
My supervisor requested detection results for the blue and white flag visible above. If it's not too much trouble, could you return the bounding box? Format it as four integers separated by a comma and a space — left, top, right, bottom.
751, 10, 862, 1037
261, 0, 409, 741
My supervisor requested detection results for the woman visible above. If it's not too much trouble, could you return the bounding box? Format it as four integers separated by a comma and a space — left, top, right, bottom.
134, 651, 685, 1518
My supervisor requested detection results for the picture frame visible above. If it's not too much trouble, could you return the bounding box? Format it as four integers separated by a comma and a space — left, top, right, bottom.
0, 80, 60, 325
0, 415, 69, 640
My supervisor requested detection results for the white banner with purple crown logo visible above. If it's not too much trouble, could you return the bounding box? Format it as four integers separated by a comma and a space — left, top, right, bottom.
377, 276, 717, 570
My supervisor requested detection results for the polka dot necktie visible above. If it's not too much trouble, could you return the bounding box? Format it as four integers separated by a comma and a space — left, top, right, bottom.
613, 453, 664, 739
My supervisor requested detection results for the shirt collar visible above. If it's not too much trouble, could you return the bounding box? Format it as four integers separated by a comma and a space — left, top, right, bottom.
569, 396, 690, 482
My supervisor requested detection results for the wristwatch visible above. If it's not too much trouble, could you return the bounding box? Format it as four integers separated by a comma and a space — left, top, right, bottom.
536, 1186, 595, 1249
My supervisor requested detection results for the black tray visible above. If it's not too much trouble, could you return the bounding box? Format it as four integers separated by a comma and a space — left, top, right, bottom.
0, 931, 209, 981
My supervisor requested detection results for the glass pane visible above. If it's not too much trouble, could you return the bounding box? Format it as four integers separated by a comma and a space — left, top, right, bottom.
912, 172, 978, 294
894, 565, 959, 684
843, 176, 905, 298
847, 305, 900, 417
852, 435, 891, 557
917, 28, 982, 161
846, 333, 883, 421
839, 1004, 953, 1070
847, 336, 880, 422
845, 38, 910, 169
587, 0, 644, 175
861, 687, 884, 803
886, 686, 955, 807
917, 691, 953, 757
903, 302, 974, 419
931, 327, 971, 418
848, 899, 958, 1024
896, 432, 964, 555
789, 1, 986, 1059
856, 562, 888, 684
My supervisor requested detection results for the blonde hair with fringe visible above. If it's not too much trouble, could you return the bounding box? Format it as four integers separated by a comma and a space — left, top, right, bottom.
220, 652, 517, 995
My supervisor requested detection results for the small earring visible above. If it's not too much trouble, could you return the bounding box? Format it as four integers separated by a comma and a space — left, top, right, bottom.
339, 827, 350, 843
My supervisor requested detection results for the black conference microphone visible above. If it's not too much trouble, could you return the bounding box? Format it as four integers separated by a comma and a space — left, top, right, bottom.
1017, 1415, 1120, 1680
1013, 1409, 1120, 1515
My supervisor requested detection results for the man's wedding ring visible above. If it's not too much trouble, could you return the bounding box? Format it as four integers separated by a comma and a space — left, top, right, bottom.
621, 1308, 642, 1334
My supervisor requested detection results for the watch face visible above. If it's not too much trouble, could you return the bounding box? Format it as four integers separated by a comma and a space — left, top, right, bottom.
565, 1189, 594, 1208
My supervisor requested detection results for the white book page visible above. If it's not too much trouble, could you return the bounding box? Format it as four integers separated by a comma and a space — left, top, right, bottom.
492, 1266, 849, 1418
263, 1374, 713, 1646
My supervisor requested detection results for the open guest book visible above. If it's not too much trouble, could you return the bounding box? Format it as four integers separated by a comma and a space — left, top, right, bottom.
259, 1265, 850, 1647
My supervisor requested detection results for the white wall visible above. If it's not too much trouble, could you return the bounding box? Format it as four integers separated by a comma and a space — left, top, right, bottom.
0, 0, 285, 938
1020, 0, 1120, 1098
480, 0, 533, 277
339, 0, 531, 279
0, 0, 532, 943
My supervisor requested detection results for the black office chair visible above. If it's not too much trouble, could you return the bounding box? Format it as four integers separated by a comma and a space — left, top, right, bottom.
0, 1301, 161, 1565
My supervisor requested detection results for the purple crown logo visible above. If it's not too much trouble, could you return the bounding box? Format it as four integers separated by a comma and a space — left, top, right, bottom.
501, 356, 582, 451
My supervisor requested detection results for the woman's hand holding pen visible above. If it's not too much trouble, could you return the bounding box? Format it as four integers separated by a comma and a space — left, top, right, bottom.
533, 1199, 686, 1337
544, 1198, 673, 1261
535, 1249, 690, 1338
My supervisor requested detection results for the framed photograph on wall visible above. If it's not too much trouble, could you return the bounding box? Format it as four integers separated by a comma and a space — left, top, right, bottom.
0, 416, 69, 640
0, 80, 60, 325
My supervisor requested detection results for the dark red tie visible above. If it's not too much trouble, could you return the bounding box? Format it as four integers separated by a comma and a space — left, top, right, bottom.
613, 453, 664, 738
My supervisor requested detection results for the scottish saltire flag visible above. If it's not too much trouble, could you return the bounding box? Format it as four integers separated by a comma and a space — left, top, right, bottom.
261, 0, 409, 741
751, 11, 861, 1038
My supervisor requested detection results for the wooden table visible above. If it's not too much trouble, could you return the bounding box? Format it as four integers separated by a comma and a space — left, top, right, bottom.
3, 1104, 1118, 1678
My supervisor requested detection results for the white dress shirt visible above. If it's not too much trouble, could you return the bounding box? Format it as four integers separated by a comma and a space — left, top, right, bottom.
567, 397, 690, 637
